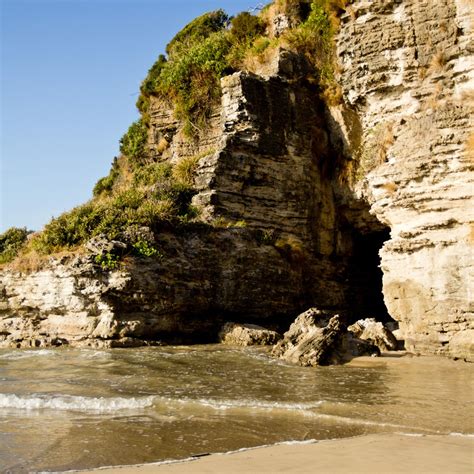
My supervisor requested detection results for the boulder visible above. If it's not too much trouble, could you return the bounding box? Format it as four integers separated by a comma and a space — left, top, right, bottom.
219, 322, 281, 346
272, 308, 345, 366
348, 318, 398, 351
272, 308, 382, 366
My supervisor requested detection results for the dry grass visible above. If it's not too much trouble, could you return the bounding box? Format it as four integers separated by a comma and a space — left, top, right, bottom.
465, 131, 474, 162
321, 82, 343, 106
418, 66, 428, 81
352, 121, 395, 182
156, 137, 169, 154
423, 82, 444, 110
172, 148, 215, 185
274, 236, 306, 264
241, 40, 280, 74
211, 217, 247, 228
3, 247, 84, 274
380, 182, 398, 194
428, 51, 447, 74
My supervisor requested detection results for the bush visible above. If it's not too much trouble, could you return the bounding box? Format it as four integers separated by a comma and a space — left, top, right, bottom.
132, 240, 160, 258
133, 162, 172, 187
32, 171, 198, 255
158, 30, 232, 133
230, 12, 265, 44
119, 119, 148, 162
0, 227, 30, 263
93, 157, 120, 197
94, 252, 120, 270
166, 10, 229, 58
285, 2, 333, 77
140, 54, 167, 97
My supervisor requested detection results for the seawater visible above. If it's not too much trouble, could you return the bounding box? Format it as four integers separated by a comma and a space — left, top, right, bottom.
0, 345, 472, 472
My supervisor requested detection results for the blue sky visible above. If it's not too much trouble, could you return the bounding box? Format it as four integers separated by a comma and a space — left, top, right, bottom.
1, 0, 259, 232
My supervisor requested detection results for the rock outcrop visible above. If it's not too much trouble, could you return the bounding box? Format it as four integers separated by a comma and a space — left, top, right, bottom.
330, 0, 474, 360
0, 0, 472, 360
272, 308, 380, 366
348, 318, 398, 352
219, 322, 281, 346
0, 229, 304, 347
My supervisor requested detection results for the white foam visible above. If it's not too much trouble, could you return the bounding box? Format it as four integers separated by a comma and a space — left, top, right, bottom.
0, 350, 58, 360
0, 393, 155, 412
449, 432, 474, 438
169, 397, 324, 412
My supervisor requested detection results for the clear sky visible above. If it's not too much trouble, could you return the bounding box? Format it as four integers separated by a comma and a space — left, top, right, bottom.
1, 0, 260, 232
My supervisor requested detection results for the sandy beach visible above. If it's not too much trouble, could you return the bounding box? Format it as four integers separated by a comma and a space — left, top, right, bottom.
80, 433, 474, 474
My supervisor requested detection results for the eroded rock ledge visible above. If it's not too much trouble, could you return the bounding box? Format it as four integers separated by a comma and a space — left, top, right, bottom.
1, 0, 472, 361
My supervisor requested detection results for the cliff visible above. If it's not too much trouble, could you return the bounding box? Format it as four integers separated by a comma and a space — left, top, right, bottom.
1, 0, 472, 360
332, 0, 473, 359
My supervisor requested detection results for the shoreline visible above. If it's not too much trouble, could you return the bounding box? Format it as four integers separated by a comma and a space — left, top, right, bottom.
77, 433, 474, 474
75, 354, 473, 474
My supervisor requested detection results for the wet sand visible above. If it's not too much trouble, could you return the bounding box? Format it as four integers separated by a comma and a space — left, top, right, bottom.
79, 355, 474, 474
81, 433, 474, 473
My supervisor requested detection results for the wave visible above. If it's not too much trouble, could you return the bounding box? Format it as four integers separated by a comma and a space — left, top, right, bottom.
0, 393, 155, 412
167, 397, 325, 412
449, 432, 474, 438
0, 349, 58, 360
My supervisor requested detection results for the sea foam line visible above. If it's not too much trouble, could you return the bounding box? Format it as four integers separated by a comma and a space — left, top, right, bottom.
0, 393, 155, 412
166, 397, 324, 411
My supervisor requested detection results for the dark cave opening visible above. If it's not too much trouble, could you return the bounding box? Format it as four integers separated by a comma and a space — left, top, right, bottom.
347, 227, 394, 324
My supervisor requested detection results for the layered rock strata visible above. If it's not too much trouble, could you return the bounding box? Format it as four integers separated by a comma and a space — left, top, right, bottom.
0, 0, 472, 360
330, 0, 474, 360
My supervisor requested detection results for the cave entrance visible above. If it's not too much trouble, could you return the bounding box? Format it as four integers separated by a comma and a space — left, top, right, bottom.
346, 226, 393, 324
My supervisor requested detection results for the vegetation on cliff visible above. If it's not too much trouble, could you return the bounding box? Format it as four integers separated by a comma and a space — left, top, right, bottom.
0, 227, 30, 264
2, 0, 349, 268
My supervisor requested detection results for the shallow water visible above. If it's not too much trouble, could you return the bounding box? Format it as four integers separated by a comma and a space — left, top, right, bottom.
0, 346, 472, 472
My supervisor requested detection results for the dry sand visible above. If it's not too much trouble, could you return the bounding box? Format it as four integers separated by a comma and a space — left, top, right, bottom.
81, 433, 474, 474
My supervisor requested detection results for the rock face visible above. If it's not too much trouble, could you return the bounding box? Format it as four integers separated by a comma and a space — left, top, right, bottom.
330, 0, 474, 360
0, 230, 304, 347
0, 1, 472, 360
219, 322, 281, 346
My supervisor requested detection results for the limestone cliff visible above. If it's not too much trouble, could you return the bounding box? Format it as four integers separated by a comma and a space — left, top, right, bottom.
330, 0, 473, 360
0, 0, 472, 360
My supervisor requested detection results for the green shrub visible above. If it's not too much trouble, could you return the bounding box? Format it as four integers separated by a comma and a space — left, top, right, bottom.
133, 162, 173, 187
230, 12, 265, 44
132, 240, 160, 258
94, 252, 120, 270
140, 54, 167, 97
119, 119, 148, 162
251, 37, 271, 55
93, 157, 120, 197
158, 30, 232, 133
0, 227, 30, 263
286, 1, 333, 78
32, 168, 198, 255
166, 10, 229, 58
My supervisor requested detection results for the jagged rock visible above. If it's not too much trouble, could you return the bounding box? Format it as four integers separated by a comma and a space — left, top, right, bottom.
218, 322, 281, 346
121, 226, 155, 245
333, 332, 381, 363
85, 235, 127, 256
272, 309, 345, 366
272, 308, 382, 366
348, 318, 398, 351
